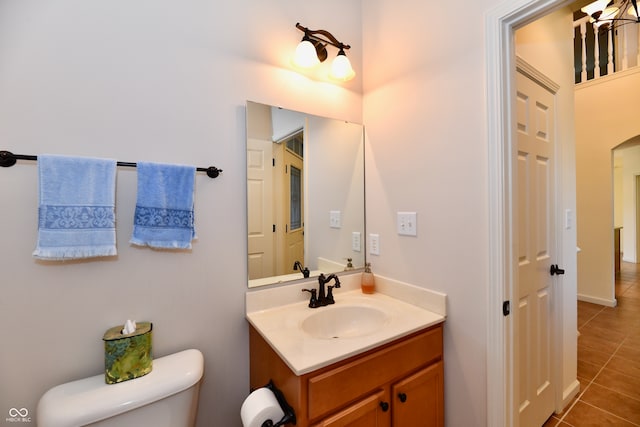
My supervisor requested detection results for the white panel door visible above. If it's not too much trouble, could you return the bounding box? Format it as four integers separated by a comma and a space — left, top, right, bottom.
516, 68, 556, 427
247, 137, 274, 280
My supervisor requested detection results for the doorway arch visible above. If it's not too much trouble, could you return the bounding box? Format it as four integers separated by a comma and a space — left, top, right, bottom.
612, 137, 640, 275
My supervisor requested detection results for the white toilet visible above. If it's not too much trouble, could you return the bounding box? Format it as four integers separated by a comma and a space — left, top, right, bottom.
37, 349, 204, 427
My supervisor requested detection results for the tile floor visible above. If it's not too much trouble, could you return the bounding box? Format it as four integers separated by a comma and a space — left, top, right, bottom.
543, 261, 640, 426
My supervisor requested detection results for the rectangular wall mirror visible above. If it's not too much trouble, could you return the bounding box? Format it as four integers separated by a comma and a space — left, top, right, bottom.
246, 101, 365, 288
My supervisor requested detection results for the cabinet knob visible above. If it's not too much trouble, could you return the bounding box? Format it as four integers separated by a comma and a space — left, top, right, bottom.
379, 401, 389, 412
398, 392, 407, 403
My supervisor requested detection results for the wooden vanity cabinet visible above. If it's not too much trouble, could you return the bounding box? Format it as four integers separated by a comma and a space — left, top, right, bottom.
249, 323, 444, 427
312, 389, 390, 426
391, 361, 444, 426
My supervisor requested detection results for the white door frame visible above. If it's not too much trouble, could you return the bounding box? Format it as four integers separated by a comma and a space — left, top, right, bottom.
485, 0, 572, 425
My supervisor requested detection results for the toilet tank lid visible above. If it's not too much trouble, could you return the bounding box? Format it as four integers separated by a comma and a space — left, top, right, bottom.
37, 349, 204, 427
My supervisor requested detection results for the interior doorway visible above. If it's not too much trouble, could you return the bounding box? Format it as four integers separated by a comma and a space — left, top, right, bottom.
612, 140, 640, 270
486, 0, 579, 425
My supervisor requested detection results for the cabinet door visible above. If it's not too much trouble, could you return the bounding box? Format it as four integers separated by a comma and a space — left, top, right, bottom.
392, 361, 444, 427
311, 389, 391, 427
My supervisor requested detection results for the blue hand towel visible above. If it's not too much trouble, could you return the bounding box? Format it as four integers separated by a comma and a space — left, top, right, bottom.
33, 155, 117, 260
130, 162, 196, 249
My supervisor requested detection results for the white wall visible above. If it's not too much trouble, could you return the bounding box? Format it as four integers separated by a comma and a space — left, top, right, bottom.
614, 154, 624, 229
362, 1, 578, 424
0, 2, 362, 426
306, 117, 364, 269
362, 0, 498, 424
575, 68, 640, 305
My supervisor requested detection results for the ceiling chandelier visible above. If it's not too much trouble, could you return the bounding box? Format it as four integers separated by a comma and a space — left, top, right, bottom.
581, 0, 640, 29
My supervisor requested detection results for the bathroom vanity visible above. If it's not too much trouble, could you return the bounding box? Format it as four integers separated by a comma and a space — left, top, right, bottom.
249, 324, 443, 426
246, 274, 446, 426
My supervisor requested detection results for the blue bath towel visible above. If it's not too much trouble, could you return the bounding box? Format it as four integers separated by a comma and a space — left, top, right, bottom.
33, 155, 117, 260
130, 162, 196, 249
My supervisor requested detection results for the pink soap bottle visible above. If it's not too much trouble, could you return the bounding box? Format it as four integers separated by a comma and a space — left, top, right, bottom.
361, 263, 375, 294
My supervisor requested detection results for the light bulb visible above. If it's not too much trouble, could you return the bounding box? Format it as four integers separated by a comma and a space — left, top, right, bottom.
293, 39, 320, 69
329, 51, 355, 81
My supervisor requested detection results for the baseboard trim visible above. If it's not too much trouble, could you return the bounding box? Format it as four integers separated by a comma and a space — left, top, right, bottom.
560, 379, 581, 411
577, 293, 617, 307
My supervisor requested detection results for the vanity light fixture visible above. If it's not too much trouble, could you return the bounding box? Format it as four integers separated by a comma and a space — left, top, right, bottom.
293, 23, 355, 81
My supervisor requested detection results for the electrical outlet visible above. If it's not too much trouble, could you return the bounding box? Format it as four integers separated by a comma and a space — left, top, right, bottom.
369, 233, 380, 255
397, 212, 417, 236
352, 232, 361, 252
329, 210, 341, 228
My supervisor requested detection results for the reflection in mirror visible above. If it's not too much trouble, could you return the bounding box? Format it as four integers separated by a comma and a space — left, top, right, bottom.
246, 101, 365, 288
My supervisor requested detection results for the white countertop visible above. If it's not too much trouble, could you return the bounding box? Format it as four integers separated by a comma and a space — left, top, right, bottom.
246, 273, 446, 375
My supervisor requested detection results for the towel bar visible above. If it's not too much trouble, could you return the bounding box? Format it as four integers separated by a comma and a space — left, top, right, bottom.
0, 150, 222, 178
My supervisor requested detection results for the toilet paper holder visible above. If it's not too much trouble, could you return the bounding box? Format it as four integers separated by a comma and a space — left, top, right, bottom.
260, 380, 296, 427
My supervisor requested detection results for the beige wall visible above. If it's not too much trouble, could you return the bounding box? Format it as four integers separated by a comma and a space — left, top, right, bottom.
613, 140, 640, 262
575, 69, 640, 305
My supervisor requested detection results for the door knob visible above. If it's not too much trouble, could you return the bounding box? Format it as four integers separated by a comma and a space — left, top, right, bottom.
550, 264, 565, 276
398, 392, 407, 403
379, 401, 389, 412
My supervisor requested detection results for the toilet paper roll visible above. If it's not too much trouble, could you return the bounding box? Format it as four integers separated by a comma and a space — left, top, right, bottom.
241, 387, 285, 427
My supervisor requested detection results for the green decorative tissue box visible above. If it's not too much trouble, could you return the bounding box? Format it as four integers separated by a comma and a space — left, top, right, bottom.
103, 322, 153, 384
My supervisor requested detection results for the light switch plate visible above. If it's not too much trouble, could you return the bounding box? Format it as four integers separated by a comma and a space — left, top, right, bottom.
397, 212, 417, 236
352, 232, 361, 252
565, 209, 573, 230
330, 210, 341, 228
369, 233, 380, 255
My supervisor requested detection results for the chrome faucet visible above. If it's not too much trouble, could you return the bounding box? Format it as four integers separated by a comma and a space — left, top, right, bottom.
302, 273, 341, 308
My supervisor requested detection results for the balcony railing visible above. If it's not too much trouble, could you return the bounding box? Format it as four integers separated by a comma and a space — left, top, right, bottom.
574, 15, 640, 83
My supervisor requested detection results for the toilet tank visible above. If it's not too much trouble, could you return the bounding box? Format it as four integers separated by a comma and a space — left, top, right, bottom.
37, 349, 204, 427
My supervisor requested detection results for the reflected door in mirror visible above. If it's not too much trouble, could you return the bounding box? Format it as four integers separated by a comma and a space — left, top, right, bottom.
247, 136, 275, 280
279, 132, 304, 276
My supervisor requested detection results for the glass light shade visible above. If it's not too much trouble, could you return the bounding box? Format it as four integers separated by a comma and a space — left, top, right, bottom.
600, 6, 620, 20
593, 6, 620, 26
581, 0, 610, 17
629, 4, 639, 17
329, 52, 355, 81
293, 40, 320, 68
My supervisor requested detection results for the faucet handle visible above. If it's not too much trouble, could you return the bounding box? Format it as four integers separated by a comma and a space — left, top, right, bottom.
302, 288, 319, 308
326, 286, 336, 305
294, 261, 311, 278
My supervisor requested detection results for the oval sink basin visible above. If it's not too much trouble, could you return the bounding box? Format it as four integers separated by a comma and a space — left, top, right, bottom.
301, 306, 389, 339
